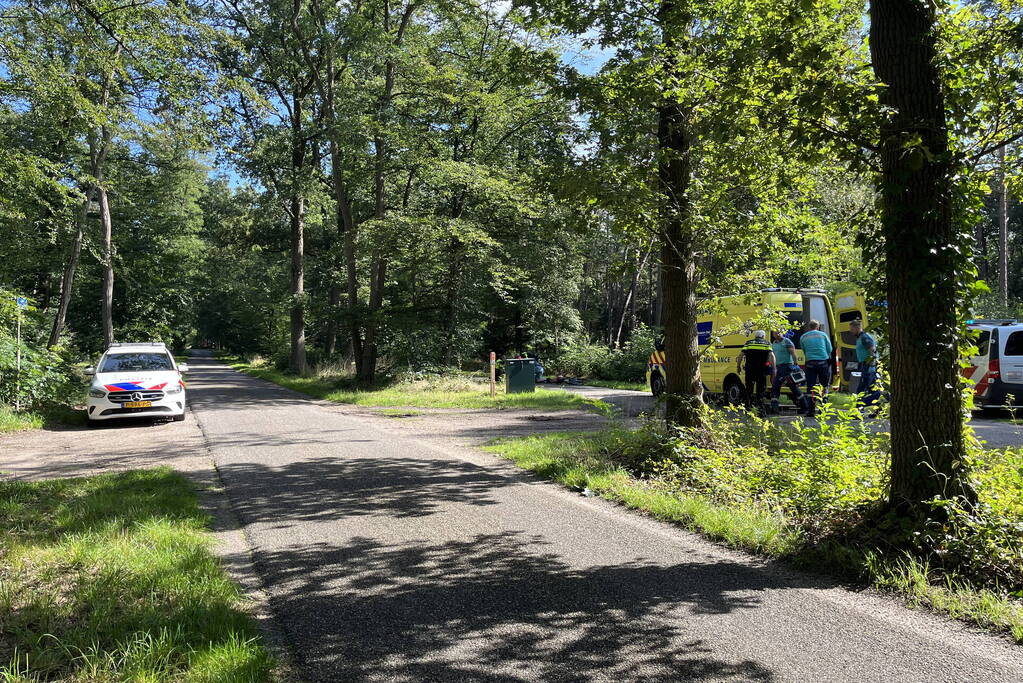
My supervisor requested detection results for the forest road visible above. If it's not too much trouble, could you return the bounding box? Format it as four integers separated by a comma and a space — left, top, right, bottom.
182, 354, 1023, 682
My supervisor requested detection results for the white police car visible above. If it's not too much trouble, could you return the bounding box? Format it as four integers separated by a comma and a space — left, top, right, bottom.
85, 343, 188, 427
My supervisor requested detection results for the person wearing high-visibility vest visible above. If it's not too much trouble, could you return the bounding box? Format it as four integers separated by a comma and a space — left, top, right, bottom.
737, 330, 774, 412
799, 319, 833, 418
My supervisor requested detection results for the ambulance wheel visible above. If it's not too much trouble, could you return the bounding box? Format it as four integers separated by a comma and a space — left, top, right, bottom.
173, 413, 186, 422
651, 373, 665, 397
86, 417, 101, 429
724, 377, 747, 406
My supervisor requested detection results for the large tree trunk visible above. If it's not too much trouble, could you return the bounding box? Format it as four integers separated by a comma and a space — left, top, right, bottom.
870, 0, 975, 512
99, 182, 114, 348
658, 2, 703, 428
289, 91, 307, 375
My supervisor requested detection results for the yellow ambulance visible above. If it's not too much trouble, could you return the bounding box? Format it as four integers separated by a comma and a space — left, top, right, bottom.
647, 288, 867, 404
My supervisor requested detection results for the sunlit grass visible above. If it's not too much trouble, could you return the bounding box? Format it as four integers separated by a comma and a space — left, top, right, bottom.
0, 405, 44, 433
231, 360, 604, 411
0, 468, 274, 680
582, 379, 650, 392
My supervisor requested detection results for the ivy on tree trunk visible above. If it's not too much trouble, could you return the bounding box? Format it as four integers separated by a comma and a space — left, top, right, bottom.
658, 1, 703, 429
869, 0, 976, 511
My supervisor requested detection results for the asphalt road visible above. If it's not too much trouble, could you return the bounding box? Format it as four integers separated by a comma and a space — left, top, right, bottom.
182, 354, 1023, 681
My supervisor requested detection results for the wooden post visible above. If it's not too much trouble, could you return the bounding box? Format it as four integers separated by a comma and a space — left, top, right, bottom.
15, 308, 22, 412
490, 351, 497, 398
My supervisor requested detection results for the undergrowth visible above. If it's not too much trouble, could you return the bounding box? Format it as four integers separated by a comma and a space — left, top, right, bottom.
486, 404, 1023, 642
0, 468, 274, 680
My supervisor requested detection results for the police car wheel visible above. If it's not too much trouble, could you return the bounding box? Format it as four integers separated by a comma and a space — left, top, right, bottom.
724, 378, 746, 406
651, 373, 665, 397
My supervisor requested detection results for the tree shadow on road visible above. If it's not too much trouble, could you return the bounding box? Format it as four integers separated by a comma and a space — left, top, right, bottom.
217, 455, 510, 523
253, 531, 780, 681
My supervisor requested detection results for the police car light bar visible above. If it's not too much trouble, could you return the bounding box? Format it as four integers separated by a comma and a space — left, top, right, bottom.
107, 342, 168, 347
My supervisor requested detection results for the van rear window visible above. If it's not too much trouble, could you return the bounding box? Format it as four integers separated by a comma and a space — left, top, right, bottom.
838, 311, 863, 323
1004, 331, 1023, 357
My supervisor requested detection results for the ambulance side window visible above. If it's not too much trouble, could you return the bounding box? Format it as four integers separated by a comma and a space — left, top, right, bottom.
976, 331, 990, 357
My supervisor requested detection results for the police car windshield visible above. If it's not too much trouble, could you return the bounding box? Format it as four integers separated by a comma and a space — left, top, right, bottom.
99, 353, 173, 373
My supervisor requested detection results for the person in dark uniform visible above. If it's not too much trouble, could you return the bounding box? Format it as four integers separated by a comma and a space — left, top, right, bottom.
737, 330, 774, 412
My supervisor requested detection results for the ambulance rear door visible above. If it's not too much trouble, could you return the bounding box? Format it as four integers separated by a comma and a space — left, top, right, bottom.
832, 289, 868, 388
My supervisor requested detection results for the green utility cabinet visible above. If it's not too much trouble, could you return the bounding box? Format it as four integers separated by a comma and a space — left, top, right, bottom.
505, 358, 536, 393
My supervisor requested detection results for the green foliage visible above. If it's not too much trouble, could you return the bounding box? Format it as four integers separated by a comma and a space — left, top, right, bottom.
0, 290, 80, 410
0, 468, 273, 680
548, 324, 657, 381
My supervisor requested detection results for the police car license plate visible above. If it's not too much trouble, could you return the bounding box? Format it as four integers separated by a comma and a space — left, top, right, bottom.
124, 401, 152, 408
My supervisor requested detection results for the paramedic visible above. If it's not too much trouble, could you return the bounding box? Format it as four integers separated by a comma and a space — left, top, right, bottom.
737, 330, 774, 411
769, 330, 804, 414
850, 320, 880, 408
799, 319, 833, 418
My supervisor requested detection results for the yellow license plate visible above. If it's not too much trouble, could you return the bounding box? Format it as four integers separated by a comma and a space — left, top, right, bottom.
124, 401, 152, 408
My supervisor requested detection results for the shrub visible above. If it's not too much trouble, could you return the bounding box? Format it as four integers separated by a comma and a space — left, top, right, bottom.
595, 404, 1022, 590
549, 324, 658, 381
0, 290, 81, 411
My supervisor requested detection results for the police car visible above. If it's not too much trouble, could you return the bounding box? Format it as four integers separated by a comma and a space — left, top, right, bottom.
966, 319, 1023, 411
85, 343, 188, 427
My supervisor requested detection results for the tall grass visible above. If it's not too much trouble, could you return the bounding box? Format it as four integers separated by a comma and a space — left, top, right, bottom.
0, 468, 274, 681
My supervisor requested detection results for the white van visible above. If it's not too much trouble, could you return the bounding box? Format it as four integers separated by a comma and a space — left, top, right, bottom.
966, 320, 1023, 411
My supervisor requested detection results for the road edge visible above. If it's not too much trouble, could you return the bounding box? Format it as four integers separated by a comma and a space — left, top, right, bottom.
188, 405, 303, 683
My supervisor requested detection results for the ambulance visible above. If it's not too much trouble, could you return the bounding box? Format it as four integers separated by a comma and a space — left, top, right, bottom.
647, 288, 868, 404
965, 319, 1023, 411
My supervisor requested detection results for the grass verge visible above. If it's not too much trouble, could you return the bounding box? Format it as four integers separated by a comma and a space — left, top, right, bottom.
228, 359, 604, 412
0, 406, 43, 433
581, 379, 649, 392
0, 405, 83, 434
0, 468, 274, 681
485, 427, 1023, 643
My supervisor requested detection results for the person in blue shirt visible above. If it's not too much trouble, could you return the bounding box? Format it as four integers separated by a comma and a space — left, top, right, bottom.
799, 319, 833, 418
850, 319, 880, 408
769, 330, 804, 414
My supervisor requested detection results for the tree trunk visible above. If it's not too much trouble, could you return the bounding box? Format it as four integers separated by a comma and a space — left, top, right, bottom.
48, 186, 94, 348
997, 144, 1008, 306
289, 91, 307, 375
99, 183, 114, 348
870, 0, 975, 511
48, 49, 118, 348
658, 2, 703, 428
